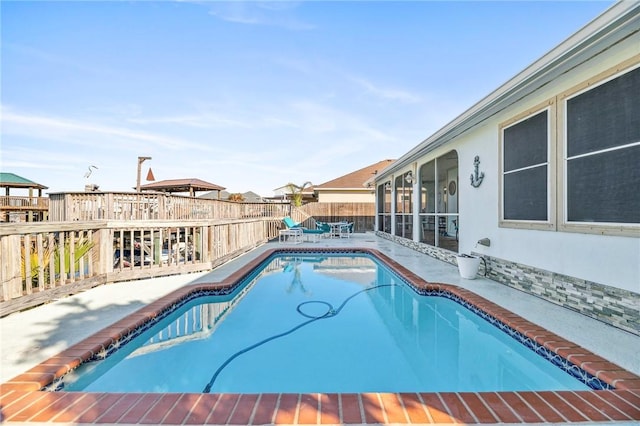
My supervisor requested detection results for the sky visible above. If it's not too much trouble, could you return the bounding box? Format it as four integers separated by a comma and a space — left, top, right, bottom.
1, 0, 615, 198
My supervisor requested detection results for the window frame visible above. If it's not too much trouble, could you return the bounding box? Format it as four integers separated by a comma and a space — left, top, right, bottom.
557, 56, 640, 237
499, 100, 557, 231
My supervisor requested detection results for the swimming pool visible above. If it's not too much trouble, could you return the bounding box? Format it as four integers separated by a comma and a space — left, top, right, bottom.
60, 252, 599, 394
3, 247, 638, 425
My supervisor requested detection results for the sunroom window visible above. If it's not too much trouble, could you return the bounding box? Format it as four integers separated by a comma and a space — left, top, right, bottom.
377, 182, 392, 233
394, 173, 413, 238
418, 151, 458, 252
501, 109, 550, 223
564, 65, 640, 225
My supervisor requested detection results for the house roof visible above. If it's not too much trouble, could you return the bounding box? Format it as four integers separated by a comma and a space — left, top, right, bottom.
139, 178, 225, 195
240, 191, 264, 202
200, 190, 264, 202
0, 172, 48, 189
314, 159, 395, 190
377, 1, 640, 179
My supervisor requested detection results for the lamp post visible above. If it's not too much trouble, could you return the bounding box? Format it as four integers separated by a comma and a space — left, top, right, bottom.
136, 156, 152, 193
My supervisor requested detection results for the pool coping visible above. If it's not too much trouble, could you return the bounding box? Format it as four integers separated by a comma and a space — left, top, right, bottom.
1, 247, 639, 424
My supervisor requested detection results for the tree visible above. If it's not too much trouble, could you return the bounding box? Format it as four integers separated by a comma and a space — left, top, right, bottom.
227, 193, 245, 202
21, 236, 95, 286
286, 181, 312, 207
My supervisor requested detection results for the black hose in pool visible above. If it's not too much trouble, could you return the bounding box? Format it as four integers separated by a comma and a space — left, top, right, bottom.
202, 283, 398, 393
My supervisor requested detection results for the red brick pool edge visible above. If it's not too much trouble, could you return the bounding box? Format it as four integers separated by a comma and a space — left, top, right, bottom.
2, 247, 639, 424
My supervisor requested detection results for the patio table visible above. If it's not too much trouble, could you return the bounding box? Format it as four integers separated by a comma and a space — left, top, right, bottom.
327, 222, 348, 238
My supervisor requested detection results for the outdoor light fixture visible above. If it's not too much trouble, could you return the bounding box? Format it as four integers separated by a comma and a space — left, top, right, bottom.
384, 181, 392, 189
405, 171, 414, 184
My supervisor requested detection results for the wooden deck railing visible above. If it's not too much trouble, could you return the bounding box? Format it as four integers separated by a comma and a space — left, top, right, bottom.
0, 196, 49, 222
0, 197, 376, 316
0, 217, 282, 316
47, 192, 291, 221
0, 196, 49, 209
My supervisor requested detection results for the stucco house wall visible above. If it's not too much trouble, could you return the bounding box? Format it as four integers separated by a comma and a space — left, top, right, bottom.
374, 2, 639, 334
317, 190, 375, 203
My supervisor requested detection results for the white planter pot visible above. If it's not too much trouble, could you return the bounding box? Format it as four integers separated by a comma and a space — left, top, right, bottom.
456, 255, 481, 279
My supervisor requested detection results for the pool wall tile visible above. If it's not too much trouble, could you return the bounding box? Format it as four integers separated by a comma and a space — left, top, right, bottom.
227, 393, 259, 425
378, 393, 409, 424
497, 392, 544, 423
2, 391, 55, 422
51, 393, 98, 423
439, 392, 480, 423
617, 390, 640, 408
275, 393, 300, 424
398, 393, 433, 423
27, 392, 76, 422
360, 393, 386, 424
597, 390, 640, 418
162, 393, 201, 425
476, 392, 522, 423
580, 391, 633, 421
139, 393, 182, 424
297, 393, 320, 424
185, 393, 219, 424
74, 393, 124, 424
517, 391, 566, 422
457, 392, 500, 423
419, 392, 457, 423
251, 393, 279, 425
94, 393, 140, 423
207, 393, 241, 424
339, 393, 363, 424
118, 393, 162, 424
318, 392, 340, 424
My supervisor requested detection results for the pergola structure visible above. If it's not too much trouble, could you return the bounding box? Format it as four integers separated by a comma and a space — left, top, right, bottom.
139, 178, 226, 198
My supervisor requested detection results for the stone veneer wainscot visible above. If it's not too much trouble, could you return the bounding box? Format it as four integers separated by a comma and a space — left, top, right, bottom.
375, 231, 639, 336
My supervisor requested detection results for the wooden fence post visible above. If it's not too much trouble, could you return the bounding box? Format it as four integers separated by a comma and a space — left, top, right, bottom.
1, 234, 23, 300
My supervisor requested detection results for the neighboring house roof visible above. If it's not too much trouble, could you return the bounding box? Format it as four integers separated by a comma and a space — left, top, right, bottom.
139, 178, 225, 195
314, 159, 395, 190
273, 183, 316, 197
241, 191, 264, 203
378, 1, 640, 178
200, 190, 264, 202
200, 190, 224, 200
0, 172, 48, 189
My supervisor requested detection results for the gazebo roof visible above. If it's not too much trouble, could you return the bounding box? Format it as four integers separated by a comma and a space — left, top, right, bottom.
0, 172, 48, 190
139, 178, 225, 196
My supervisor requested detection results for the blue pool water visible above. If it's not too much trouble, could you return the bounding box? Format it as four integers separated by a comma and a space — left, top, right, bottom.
64, 254, 591, 393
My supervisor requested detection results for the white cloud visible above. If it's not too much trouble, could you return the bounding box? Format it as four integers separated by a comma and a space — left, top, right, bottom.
1, 108, 208, 151
351, 77, 422, 103
205, 1, 315, 30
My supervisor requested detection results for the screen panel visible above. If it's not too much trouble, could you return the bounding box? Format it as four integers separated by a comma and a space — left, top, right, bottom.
567, 145, 640, 223
503, 165, 548, 221
503, 110, 548, 172
567, 66, 640, 158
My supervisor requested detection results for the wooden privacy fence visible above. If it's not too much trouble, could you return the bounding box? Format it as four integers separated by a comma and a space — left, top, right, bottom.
0, 218, 281, 316
298, 202, 375, 232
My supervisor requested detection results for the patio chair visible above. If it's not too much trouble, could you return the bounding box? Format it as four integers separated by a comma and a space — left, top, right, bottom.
316, 222, 331, 237
281, 217, 324, 242
282, 216, 302, 229
338, 222, 354, 238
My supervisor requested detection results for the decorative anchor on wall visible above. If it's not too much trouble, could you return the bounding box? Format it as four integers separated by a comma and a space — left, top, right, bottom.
470, 155, 485, 188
